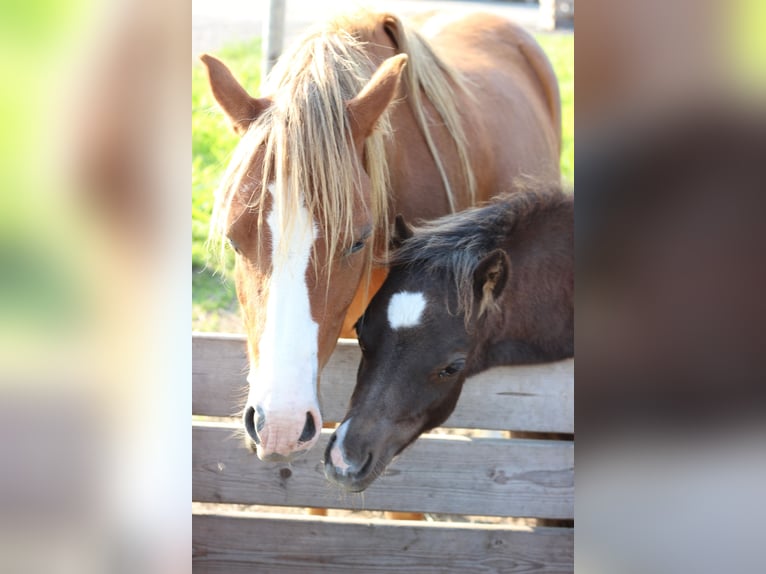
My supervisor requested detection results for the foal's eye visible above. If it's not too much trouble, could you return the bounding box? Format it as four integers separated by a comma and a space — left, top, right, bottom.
228, 238, 241, 254
439, 359, 466, 379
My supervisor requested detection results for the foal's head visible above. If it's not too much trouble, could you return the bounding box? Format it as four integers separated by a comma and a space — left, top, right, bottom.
203, 35, 406, 460
323, 225, 509, 491
325, 190, 574, 491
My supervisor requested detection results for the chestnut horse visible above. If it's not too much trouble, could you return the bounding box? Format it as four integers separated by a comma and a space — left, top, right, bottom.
325, 188, 574, 491
202, 10, 560, 461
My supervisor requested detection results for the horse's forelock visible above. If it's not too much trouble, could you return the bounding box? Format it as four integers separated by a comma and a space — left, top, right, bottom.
209, 30, 390, 281
266, 30, 391, 277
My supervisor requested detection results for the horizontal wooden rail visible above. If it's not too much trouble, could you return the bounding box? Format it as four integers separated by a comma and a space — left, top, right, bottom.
192, 333, 574, 433
193, 422, 573, 519
193, 332, 574, 573
194, 511, 573, 573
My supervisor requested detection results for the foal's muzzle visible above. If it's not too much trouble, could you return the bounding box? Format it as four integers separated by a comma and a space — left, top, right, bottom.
323, 431, 376, 491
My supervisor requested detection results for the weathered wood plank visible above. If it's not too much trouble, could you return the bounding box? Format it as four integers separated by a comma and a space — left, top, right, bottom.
192, 333, 574, 433
193, 512, 574, 574
193, 423, 573, 519
192, 333, 249, 418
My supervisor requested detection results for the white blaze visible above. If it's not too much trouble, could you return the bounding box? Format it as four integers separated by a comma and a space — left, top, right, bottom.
246, 184, 321, 456
387, 291, 427, 330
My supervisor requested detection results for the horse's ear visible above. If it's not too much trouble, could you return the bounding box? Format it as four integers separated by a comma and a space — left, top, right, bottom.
473, 249, 510, 317
347, 54, 408, 146
200, 54, 270, 135
391, 214, 414, 248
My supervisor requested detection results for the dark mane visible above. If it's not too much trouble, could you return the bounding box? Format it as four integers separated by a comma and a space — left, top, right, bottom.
390, 185, 572, 318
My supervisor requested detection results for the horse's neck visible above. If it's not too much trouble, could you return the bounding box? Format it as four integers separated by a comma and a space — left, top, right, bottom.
468, 340, 554, 375
383, 100, 460, 219
382, 84, 496, 220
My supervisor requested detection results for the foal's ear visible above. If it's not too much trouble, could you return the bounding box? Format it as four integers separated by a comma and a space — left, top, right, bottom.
473, 249, 510, 317
391, 214, 414, 248
347, 54, 408, 146
200, 54, 270, 135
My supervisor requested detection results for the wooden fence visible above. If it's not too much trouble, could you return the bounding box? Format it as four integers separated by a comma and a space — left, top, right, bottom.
193, 333, 574, 573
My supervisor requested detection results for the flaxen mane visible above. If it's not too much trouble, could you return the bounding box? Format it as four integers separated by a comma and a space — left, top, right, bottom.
390, 186, 572, 323
209, 10, 476, 277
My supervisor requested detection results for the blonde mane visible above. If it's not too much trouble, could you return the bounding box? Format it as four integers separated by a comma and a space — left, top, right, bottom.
209, 10, 476, 279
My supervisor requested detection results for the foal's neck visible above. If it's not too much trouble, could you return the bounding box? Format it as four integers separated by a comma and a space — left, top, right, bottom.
474, 196, 574, 369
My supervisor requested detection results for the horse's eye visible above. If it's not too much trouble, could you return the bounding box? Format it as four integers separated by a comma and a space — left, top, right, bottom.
348, 239, 366, 255
346, 229, 371, 257
228, 238, 241, 254
439, 358, 466, 379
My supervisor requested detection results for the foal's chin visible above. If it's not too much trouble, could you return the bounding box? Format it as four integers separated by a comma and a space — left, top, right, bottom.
322, 455, 383, 493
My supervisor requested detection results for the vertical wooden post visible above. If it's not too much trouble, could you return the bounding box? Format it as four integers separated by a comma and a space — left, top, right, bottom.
262, 0, 286, 82
539, 0, 556, 31
540, 0, 575, 30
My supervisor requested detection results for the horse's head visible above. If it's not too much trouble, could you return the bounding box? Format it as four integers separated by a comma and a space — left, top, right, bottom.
324, 217, 511, 491
202, 49, 407, 461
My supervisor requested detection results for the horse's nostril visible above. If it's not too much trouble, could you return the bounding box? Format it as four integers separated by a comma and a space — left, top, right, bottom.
243, 406, 257, 443
255, 405, 266, 433
243, 406, 262, 445
298, 411, 316, 443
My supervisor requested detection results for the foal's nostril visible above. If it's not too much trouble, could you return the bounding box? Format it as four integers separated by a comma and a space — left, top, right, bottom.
298, 411, 316, 443
359, 452, 373, 477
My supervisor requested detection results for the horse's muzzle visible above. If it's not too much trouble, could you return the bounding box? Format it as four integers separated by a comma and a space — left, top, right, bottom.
243, 405, 321, 460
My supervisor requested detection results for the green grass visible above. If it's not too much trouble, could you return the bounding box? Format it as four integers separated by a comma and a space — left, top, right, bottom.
191, 267, 239, 332
536, 33, 574, 184
192, 38, 263, 271
192, 40, 262, 330
192, 32, 573, 330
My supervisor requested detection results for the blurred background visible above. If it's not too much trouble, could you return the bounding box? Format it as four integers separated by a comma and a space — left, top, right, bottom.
576, 1, 766, 573
0, 0, 189, 572
0, 0, 764, 572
